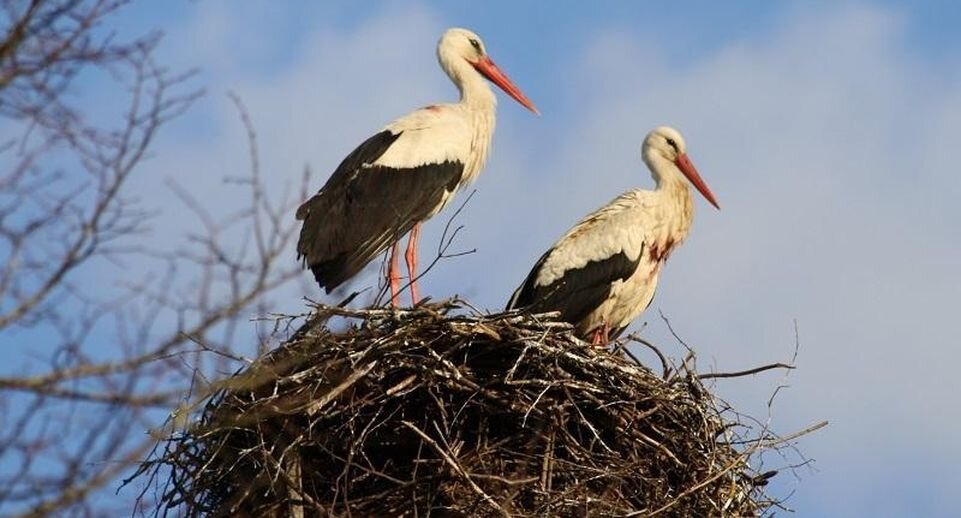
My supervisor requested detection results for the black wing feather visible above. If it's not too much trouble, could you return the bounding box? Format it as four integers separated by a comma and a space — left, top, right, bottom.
296, 130, 400, 221
296, 130, 464, 292
507, 248, 642, 329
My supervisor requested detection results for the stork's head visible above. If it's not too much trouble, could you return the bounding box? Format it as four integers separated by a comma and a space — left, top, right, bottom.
437, 28, 539, 115
643, 126, 720, 209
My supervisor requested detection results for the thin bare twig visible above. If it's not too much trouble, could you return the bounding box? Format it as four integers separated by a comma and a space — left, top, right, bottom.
698, 362, 795, 380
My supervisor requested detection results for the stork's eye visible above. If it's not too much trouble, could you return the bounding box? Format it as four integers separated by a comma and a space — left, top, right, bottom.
469, 38, 481, 52
666, 138, 678, 151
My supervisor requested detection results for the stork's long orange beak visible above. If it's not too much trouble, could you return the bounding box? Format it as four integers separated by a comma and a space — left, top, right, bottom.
675, 153, 720, 209
472, 56, 539, 115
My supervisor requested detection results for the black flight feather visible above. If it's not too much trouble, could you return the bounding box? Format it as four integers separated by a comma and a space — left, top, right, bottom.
296, 130, 464, 292
507, 248, 642, 331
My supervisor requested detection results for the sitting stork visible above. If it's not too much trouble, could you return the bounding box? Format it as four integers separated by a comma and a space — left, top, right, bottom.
296, 28, 538, 306
506, 126, 720, 344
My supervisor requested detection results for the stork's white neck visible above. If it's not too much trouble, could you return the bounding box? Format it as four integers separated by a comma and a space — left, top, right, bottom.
461, 101, 495, 185
445, 57, 497, 112
642, 150, 681, 187
642, 151, 694, 239
440, 56, 496, 185
437, 39, 498, 111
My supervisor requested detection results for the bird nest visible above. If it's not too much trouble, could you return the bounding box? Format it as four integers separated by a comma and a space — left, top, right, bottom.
136, 299, 807, 517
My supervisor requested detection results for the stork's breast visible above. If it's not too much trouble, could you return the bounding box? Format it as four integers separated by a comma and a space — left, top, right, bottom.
606, 260, 662, 329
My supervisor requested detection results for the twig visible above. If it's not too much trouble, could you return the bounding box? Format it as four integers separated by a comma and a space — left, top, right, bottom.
400, 421, 509, 518
698, 363, 795, 380
626, 334, 672, 380
756, 420, 828, 449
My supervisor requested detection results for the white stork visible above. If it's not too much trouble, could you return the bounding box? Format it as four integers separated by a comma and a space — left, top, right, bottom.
506, 126, 720, 344
296, 28, 538, 306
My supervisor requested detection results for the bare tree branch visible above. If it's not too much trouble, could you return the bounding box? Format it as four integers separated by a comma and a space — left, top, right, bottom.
0, 2, 308, 515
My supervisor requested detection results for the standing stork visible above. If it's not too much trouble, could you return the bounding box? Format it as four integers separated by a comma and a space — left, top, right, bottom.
296, 28, 538, 306
506, 126, 720, 344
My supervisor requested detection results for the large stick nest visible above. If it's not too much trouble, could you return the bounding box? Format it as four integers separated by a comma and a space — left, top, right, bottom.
140, 299, 788, 517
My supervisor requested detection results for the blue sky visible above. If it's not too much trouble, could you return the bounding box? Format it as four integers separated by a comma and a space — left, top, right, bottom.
7, 1, 961, 515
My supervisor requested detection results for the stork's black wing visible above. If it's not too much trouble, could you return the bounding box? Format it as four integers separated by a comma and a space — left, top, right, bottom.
506, 248, 642, 328
296, 130, 463, 292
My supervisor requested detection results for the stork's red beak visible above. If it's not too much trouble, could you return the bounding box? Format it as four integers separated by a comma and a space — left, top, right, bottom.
675, 153, 720, 209
472, 56, 539, 115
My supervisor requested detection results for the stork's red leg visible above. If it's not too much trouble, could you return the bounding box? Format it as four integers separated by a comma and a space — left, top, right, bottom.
388, 241, 402, 307
591, 328, 603, 346
590, 322, 611, 347
404, 223, 421, 306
